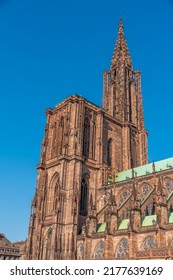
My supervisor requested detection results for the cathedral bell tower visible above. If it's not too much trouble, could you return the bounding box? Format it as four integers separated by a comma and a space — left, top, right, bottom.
102, 18, 148, 168
26, 19, 149, 260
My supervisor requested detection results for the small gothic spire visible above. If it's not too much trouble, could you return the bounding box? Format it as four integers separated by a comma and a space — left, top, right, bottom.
152, 162, 156, 173
157, 176, 162, 193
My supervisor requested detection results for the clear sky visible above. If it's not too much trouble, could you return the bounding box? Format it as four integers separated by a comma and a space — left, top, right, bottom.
0, 0, 173, 242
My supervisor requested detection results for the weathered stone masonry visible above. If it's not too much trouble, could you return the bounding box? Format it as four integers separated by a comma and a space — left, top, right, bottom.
26, 19, 173, 260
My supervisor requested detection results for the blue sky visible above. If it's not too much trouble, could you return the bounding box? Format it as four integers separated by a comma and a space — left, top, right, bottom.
0, 0, 173, 242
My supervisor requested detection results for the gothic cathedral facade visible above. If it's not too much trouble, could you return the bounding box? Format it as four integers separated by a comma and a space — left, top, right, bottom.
26, 19, 173, 260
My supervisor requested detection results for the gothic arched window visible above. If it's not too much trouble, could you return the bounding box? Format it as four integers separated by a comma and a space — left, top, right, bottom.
93, 240, 104, 259
83, 117, 90, 157
115, 239, 129, 259
92, 121, 96, 159
79, 178, 88, 216
142, 236, 156, 251
53, 175, 60, 211
47, 173, 60, 214
107, 138, 112, 166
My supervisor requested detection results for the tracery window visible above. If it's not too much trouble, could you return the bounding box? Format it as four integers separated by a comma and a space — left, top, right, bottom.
140, 184, 153, 203
115, 239, 129, 259
107, 138, 112, 166
79, 178, 88, 216
77, 242, 84, 260
83, 117, 90, 157
164, 178, 173, 199
142, 236, 156, 251
118, 189, 131, 208
93, 240, 104, 259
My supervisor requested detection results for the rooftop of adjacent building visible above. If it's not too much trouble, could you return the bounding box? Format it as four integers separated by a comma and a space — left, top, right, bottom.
114, 157, 173, 183
0, 233, 19, 249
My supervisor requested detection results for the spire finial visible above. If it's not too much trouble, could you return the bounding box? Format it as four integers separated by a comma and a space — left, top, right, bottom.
118, 16, 124, 33
120, 15, 123, 23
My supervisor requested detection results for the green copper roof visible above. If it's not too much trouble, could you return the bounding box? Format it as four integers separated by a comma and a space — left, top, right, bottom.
118, 219, 129, 230
115, 157, 173, 183
97, 222, 106, 233
168, 212, 173, 223
141, 215, 157, 227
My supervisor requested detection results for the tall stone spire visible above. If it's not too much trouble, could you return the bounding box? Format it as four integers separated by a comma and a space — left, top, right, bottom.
102, 18, 148, 168
111, 17, 132, 70
102, 18, 144, 126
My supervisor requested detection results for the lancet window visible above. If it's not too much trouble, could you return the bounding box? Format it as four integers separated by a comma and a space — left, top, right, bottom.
92, 121, 96, 159
83, 117, 90, 157
79, 178, 88, 216
107, 138, 112, 166
53, 175, 60, 211
51, 122, 57, 158
47, 173, 60, 214
59, 117, 64, 155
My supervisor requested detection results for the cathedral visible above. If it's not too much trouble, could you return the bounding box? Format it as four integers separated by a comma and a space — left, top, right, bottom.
26, 19, 173, 260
